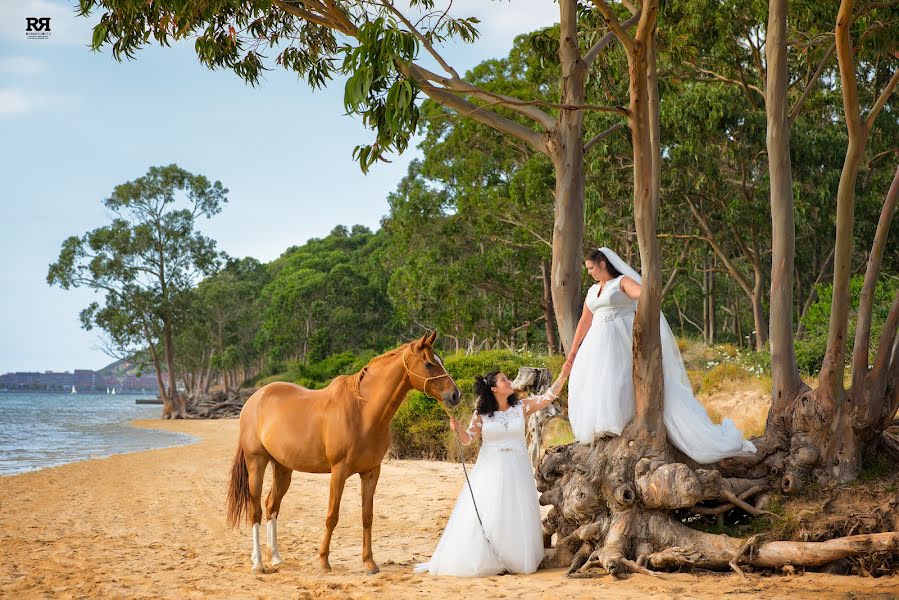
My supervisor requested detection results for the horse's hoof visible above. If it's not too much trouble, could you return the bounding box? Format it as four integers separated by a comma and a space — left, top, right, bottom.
365, 565, 380, 575
271, 555, 284, 567
251, 564, 265, 575
319, 563, 332, 574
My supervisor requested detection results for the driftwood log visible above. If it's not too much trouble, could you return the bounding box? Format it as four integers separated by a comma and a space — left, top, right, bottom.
183, 389, 255, 419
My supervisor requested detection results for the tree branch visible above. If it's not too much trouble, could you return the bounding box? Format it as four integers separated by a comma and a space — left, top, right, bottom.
409, 72, 549, 156
864, 66, 899, 132
583, 12, 641, 65
493, 215, 553, 249
662, 240, 692, 298
381, 0, 459, 78
590, 0, 634, 52
271, 0, 349, 34
852, 164, 899, 392
789, 40, 836, 122
584, 122, 626, 151
692, 66, 765, 98
684, 196, 753, 295
410, 63, 558, 130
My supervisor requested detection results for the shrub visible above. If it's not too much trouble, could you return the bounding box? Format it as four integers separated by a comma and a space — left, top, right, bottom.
796, 275, 898, 375
390, 349, 565, 459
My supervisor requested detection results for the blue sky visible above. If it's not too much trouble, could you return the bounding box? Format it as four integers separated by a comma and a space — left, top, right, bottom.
0, 1, 558, 373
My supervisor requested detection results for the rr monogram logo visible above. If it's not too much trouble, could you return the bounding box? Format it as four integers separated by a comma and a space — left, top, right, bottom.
26, 17, 51, 32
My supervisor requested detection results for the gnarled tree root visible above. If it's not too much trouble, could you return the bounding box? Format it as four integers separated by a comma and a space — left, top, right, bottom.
538, 437, 899, 577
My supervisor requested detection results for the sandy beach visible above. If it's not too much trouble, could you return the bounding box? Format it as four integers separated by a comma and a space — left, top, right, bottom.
1, 418, 897, 600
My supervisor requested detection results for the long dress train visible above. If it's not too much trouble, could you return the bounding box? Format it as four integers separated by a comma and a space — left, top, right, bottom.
568, 275, 756, 463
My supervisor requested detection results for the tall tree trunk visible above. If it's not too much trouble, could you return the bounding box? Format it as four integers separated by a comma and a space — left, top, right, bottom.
819, 0, 866, 405
851, 164, 899, 399
163, 322, 184, 418
765, 0, 804, 420
550, 0, 587, 354
541, 261, 560, 354
623, 0, 665, 438
750, 277, 768, 352
142, 324, 173, 418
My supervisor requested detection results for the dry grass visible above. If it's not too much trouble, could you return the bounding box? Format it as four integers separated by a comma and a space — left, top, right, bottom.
702, 392, 770, 438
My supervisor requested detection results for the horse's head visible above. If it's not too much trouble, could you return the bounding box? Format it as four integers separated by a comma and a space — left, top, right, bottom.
404, 331, 462, 408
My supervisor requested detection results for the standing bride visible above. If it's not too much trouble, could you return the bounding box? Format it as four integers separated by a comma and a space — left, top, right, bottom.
415, 364, 571, 577
566, 247, 756, 463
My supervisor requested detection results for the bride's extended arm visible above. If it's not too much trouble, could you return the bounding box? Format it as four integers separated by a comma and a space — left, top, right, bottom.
523, 362, 572, 418
566, 301, 594, 366
620, 276, 642, 300
451, 412, 482, 445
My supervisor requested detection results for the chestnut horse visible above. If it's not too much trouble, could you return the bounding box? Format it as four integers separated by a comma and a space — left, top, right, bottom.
226, 331, 460, 574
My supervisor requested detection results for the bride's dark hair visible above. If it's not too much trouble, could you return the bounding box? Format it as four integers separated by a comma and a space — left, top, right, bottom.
473, 371, 519, 416
586, 248, 623, 278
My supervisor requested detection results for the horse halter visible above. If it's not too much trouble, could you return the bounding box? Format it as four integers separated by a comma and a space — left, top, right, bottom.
402, 349, 454, 400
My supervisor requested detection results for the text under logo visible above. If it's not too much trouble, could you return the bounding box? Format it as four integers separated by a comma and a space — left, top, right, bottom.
26, 18, 52, 40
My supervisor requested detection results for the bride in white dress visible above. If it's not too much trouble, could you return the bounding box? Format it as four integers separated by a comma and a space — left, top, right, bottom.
415, 365, 571, 577
566, 247, 756, 464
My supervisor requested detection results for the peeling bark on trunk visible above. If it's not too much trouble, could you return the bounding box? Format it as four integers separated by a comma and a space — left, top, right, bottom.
550, 0, 587, 354
766, 0, 805, 422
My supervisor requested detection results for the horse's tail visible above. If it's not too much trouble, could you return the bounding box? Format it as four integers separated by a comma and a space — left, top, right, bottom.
226, 443, 250, 528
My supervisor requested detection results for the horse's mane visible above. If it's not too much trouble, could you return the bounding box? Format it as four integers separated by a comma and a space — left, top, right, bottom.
337, 343, 412, 399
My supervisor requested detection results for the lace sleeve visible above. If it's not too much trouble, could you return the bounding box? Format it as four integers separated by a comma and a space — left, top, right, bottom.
522, 375, 566, 413
463, 411, 482, 445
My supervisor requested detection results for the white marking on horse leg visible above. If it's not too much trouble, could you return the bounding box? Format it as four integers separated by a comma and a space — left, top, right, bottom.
268, 517, 283, 566
251, 522, 264, 573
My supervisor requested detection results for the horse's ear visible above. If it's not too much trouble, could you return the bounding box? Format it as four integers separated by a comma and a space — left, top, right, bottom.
426, 330, 438, 345
411, 332, 427, 350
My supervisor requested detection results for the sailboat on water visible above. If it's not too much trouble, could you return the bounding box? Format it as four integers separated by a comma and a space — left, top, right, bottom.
70, 385, 77, 395
111, 387, 116, 395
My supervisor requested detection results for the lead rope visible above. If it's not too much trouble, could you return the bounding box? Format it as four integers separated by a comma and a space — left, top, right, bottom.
438, 401, 515, 575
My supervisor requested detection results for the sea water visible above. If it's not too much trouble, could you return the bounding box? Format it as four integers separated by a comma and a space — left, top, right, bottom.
0, 392, 195, 476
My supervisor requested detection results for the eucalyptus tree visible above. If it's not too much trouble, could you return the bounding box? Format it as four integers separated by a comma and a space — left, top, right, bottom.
48, 164, 227, 417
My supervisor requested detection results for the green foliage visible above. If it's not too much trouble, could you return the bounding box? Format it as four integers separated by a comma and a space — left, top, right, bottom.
257, 225, 401, 363
343, 18, 420, 173
796, 275, 899, 374
176, 256, 271, 387
284, 351, 368, 389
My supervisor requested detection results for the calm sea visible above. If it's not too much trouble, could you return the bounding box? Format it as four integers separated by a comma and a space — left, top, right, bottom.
0, 392, 196, 476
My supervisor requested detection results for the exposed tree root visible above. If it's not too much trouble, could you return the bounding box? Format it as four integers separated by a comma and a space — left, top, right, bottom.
537, 432, 899, 577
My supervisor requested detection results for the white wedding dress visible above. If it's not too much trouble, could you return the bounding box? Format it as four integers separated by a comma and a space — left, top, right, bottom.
568, 250, 756, 464
414, 401, 545, 577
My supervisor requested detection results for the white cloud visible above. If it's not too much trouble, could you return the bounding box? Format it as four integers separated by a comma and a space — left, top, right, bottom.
0, 0, 99, 46
0, 88, 80, 116
0, 57, 47, 75
0, 90, 31, 115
